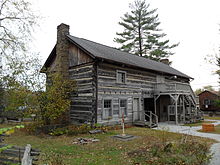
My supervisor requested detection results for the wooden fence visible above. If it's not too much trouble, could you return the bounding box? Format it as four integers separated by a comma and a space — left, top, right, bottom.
0, 144, 40, 165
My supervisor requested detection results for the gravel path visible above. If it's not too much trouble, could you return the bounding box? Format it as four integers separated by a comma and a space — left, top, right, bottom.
153, 120, 220, 165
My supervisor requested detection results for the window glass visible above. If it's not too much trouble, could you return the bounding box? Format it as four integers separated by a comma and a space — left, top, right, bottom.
120, 99, 127, 116
104, 100, 111, 108
204, 99, 210, 105
103, 99, 112, 119
117, 71, 126, 83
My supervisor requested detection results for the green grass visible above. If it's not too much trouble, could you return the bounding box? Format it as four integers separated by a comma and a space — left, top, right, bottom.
184, 120, 216, 127
2, 125, 216, 165
204, 116, 220, 120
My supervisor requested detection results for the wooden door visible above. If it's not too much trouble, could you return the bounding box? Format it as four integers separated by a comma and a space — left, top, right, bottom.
133, 98, 140, 121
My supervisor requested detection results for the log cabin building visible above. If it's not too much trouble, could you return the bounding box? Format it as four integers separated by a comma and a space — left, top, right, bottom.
41, 23, 202, 127
198, 90, 220, 114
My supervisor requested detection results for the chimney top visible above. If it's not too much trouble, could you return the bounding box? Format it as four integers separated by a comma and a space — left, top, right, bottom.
57, 23, 69, 30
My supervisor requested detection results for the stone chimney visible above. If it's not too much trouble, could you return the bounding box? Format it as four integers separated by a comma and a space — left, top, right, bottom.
160, 59, 169, 65
56, 23, 70, 79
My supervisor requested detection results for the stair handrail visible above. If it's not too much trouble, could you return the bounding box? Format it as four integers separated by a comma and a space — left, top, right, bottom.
151, 112, 158, 126
144, 111, 152, 126
144, 111, 158, 127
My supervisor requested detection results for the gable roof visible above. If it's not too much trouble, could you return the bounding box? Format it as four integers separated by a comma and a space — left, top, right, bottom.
66, 35, 191, 79
198, 90, 220, 96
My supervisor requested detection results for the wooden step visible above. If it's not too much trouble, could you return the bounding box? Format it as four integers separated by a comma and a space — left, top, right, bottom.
133, 121, 158, 128
133, 121, 148, 127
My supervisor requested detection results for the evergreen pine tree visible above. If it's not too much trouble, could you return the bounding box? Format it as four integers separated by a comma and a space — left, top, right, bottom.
114, 0, 178, 61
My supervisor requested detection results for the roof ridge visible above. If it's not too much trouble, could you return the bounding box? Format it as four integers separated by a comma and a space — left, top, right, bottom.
67, 34, 169, 66
66, 34, 191, 79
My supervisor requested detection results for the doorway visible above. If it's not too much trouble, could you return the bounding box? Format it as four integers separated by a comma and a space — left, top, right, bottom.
144, 98, 154, 112
133, 98, 140, 121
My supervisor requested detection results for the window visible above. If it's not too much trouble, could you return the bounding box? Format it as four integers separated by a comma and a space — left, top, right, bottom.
168, 105, 175, 115
120, 99, 127, 116
117, 70, 126, 83
103, 99, 112, 119
204, 99, 211, 105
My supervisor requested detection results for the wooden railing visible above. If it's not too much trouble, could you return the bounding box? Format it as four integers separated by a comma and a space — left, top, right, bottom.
155, 82, 191, 92
22, 144, 32, 165
144, 111, 158, 127
0, 144, 40, 165
155, 82, 197, 105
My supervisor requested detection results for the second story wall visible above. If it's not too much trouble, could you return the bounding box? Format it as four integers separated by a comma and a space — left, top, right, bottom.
96, 61, 157, 124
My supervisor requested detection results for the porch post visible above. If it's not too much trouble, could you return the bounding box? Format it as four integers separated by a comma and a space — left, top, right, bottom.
154, 96, 157, 115
175, 95, 178, 125
182, 95, 185, 123
189, 101, 192, 119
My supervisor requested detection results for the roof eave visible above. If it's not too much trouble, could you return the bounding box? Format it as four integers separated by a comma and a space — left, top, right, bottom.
40, 45, 57, 73
96, 57, 191, 80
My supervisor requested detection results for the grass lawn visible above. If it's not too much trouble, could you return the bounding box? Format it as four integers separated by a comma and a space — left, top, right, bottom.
184, 120, 216, 127
198, 124, 220, 134
204, 116, 220, 120
2, 124, 216, 165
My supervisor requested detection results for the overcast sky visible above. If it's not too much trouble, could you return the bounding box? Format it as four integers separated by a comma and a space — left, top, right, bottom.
32, 0, 220, 90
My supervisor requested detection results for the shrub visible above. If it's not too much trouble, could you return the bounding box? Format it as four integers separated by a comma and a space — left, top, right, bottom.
128, 139, 211, 165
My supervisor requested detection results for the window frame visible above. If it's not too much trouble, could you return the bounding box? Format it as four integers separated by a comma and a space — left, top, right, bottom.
102, 99, 113, 120
116, 70, 126, 84
119, 98, 128, 117
204, 99, 211, 105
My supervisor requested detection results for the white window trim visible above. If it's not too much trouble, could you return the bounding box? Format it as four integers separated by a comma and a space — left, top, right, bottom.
119, 98, 128, 117
116, 70, 127, 84
102, 98, 113, 120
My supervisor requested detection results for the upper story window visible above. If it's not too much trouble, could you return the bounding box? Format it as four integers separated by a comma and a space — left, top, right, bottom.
117, 70, 126, 83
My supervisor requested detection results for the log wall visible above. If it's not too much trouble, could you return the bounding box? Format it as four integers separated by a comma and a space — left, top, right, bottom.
69, 62, 97, 123
96, 62, 157, 124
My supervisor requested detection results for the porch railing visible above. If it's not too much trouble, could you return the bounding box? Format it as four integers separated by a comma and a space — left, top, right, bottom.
155, 82, 197, 105
144, 111, 158, 128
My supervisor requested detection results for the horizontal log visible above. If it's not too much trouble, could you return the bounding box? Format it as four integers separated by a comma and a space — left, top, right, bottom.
98, 69, 115, 77
76, 89, 94, 94
70, 70, 93, 76
70, 110, 93, 114
127, 78, 155, 84
71, 101, 93, 105
98, 87, 141, 93
78, 93, 94, 97
98, 81, 154, 90
70, 97, 95, 102
70, 116, 91, 121
70, 71, 94, 79
70, 114, 92, 120
71, 104, 93, 108
77, 86, 94, 92
75, 78, 93, 84
98, 62, 157, 77
69, 61, 94, 68
70, 106, 92, 111
98, 92, 142, 97
98, 68, 156, 82
77, 82, 93, 87
98, 75, 116, 80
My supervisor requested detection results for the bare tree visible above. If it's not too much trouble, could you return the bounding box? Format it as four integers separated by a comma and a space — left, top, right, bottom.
0, 0, 38, 56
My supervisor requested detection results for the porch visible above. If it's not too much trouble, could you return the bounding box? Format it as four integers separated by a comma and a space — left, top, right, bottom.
132, 82, 203, 127
154, 82, 203, 125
